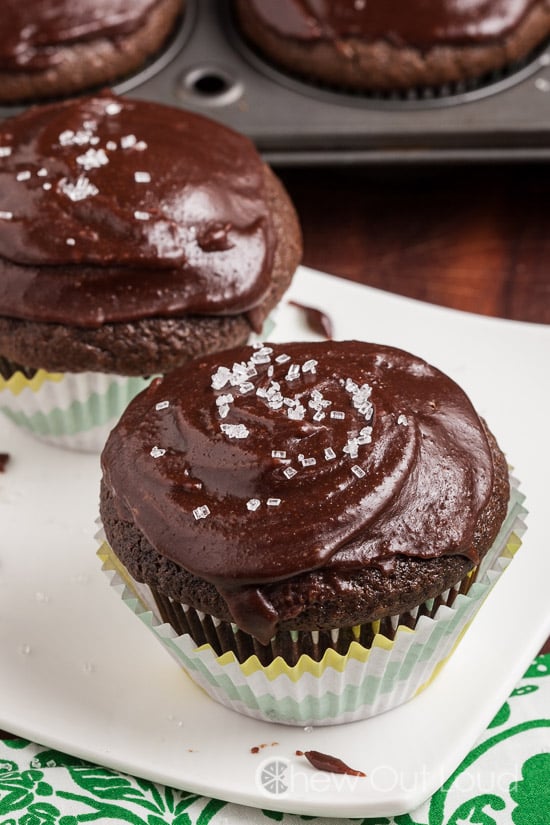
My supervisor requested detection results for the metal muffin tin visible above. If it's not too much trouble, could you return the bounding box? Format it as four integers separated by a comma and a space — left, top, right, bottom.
2, 0, 550, 164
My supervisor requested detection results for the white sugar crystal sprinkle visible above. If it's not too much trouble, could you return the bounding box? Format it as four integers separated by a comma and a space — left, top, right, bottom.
238, 381, 255, 394
275, 353, 291, 364
216, 393, 234, 406
351, 465, 366, 478
287, 404, 306, 420
0, 146, 12, 157
324, 447, 336, 461
106, 141, 118, 151
398, 414, 408, 426
150, 446, 166, 458
218, 404, 230, 418
302, 359, 318, 374
76, 148, 109, 170
121, 134, 137, 149
134, 171, 151, 183
16, 170, 31, 181
246, 498, 261, 511
0, 211, 13, 220
283, 467, 297, 479
65, 238, 76, 246
301, 457, 317, 467
59, 128, 95, 147
105, 101, 123, 115
343, 439, 359, 458
286, 363, 301, 381
58, 175, 99, 202
134, 210, 151, 221
313, 411, 325, 422
211, 366, 231, 389
267, 498, 281, 507
135, 141, 148, 151
251, 346, 273, 364
220, 423, 249, 439
42, 182, 52, 190
271, 450, 287, 459
330, 410, 345, 420
37, 168, 48, 177
193, 505, 210, 520
356, 426, 373, 445
155, 400, 170, 411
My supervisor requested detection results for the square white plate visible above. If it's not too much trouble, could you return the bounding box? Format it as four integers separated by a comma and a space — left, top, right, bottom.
1, 267, 548, 818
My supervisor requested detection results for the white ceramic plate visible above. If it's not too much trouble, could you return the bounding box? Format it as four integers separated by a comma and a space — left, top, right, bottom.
1, 267, 549, 819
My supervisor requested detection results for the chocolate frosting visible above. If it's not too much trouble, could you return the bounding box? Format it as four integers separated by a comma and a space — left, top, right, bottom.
0, 92, 275, 329
0, 1, 167, 71
247, 0, 539, 48
101, 341, 495, 643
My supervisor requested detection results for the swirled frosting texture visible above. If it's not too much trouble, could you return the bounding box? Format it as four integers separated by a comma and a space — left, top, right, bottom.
0, 92, 274, 328
102, 341, 495, 642
247, 0, 539, 48
0, 0, 166, 71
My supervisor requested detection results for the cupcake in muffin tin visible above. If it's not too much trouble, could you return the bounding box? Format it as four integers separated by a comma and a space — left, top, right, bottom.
0, 91, 301, 450
98, 340, 525, 725
235, 0, 550, 92
0, 0, 184, 103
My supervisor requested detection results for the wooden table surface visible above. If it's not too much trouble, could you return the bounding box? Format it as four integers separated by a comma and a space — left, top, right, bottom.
279, 164, 550, 326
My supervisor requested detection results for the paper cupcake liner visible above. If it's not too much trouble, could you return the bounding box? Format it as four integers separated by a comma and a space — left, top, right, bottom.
0, 368, 154, 452
97, 477, 526, 726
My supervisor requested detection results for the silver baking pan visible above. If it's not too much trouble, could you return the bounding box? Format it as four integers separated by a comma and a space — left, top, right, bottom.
2, 0, 550, 164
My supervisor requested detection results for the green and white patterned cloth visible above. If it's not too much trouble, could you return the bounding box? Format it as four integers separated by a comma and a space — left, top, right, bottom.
1, 654, 549, 825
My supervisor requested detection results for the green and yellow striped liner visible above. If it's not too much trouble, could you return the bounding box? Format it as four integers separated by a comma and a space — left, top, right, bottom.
0, 369, 154, 452
97, 477, 525, 725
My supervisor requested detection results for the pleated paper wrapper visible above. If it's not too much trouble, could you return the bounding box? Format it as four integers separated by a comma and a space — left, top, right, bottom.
0, 369, 155, 452
97, 478, 526, 726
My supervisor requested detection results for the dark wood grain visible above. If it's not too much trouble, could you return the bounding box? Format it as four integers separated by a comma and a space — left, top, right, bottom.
279, 164, 550, 325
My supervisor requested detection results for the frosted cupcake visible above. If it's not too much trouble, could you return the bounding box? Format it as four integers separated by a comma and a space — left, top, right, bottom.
235, 0, 550, 91
0, 0, 183, 103
0, 91, 301, 451
98, 341, 525, 724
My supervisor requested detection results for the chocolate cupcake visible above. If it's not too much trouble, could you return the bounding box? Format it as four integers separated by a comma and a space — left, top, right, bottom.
0, 92, 301, 450
235, 0, 550, 91
98, 341, 526, 724
0, 0, 183, 103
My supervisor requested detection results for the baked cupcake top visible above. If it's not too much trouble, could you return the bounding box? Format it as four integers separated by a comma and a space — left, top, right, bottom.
101, 340, 503, 643
0, 1, 169, 71
0, 91, 275, 331
245, 0, 539, 48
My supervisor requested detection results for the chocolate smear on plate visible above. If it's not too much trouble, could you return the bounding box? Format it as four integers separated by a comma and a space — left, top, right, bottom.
302, 750, 366, 777
289, 300, 334, 338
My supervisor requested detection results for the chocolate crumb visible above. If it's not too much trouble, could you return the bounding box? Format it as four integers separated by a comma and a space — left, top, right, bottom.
289, 300, 334, 339
251, 741, 280, 754
302, 750, 366, 777
0, 453, 10, 472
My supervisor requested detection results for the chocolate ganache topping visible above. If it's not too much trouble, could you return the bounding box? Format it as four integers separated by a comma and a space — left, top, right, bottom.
0, 1, 167, 72
0, 92, 274, 329
102, 341, 495, 643
247, 0, 539, 48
